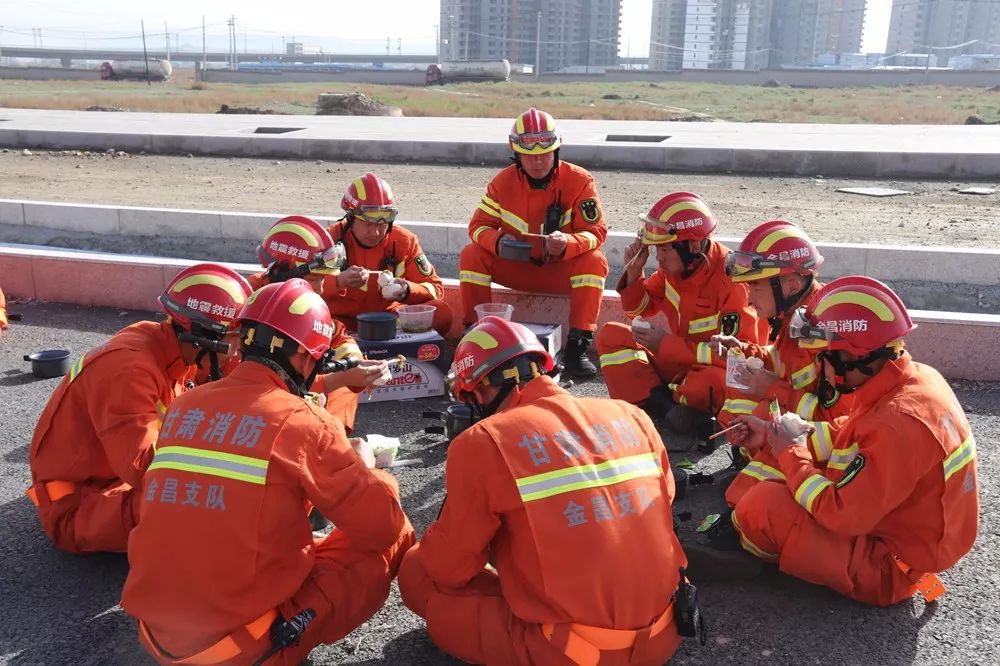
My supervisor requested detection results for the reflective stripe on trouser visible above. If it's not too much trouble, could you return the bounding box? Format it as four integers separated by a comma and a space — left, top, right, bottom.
398, 544, 682, 666
459, 242, 608, 330
595, 322, 726, 412
724, 448, 786, 508
733, 481, 920, 606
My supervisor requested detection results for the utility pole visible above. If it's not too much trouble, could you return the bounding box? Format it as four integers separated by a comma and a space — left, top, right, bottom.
201, 16, 207, 81
140, 20, 150, 84
165, 22, 170, 61
434, 24, 439, 61
535, 11, 542, 79
924, 0, 936, 83
386, 36, 390, 55
243, 31, 247, 55
463, 29, 468, 60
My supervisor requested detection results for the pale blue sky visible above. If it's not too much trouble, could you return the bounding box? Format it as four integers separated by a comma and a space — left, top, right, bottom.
1, 0, 893, 56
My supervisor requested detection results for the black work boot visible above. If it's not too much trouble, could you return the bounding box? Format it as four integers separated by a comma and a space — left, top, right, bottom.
683, 509, 763, 582
713, 446, 750, 496
665, 403, 712, 435
563, 328, 597, 378
642, 386, 676, 422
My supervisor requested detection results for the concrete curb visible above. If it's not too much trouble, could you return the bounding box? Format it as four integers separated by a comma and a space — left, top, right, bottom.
3, 199, 999, 287
2, 108, 1000, 178
2, 244, 998, 381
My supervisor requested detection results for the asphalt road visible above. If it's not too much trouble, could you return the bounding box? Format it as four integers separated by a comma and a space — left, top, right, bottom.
1, 301, 998, 666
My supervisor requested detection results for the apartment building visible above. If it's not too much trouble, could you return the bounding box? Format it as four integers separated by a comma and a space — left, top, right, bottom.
650, 0, 772, 70
769, 0, 866, 67
439, 0, 622, 73
886, 0, 1000, 58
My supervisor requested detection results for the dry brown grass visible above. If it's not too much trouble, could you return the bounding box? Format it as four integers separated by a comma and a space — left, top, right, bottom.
1, 73, 997, 123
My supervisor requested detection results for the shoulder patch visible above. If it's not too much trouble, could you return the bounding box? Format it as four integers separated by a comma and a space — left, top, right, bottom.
821, 386, 841, 409
720, 312, 741, 337
415, 253, 433, 277
580, 198, 601, 223
836, 454, 865, 488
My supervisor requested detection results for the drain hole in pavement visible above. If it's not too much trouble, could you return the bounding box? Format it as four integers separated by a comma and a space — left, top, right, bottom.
254, 127, 304, 134
605, 134, 670, 142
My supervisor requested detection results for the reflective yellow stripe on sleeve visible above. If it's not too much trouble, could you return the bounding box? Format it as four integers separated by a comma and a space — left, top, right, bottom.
578, 231, 599, 252
499, 208, 529, 234
516, 452, 661, 502
809, 421, 834, 463
696, 342, 713, 365
827, 443, 859, 471
460, 270, 493, 287
943, 435, 976, 481
664, 282, 680, 312
688, 313, 720, 335
722, 398, 757, 416
395, 261, 406, 278
766, 346, 784, 376
558, 209, 573, 228
794, 473, 833, 514
423, 282, 439, 300
570, 274, 606, 290
790, 363, 818, 390
148, 445, 269, 485
334, 342, 362, 359
480, 195, 501, 215
599, 349, 649, 368
796, 393, 819, 420
68, 356, 86, 383
155, 400, 167, 426
739, 461, 786, 482
472, 226, 493, 243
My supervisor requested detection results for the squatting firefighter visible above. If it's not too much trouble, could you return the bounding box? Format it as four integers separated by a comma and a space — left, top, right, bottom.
323, 172, 454, 337
458, 107, 609, 377
691, 276, 979, 606
122, 278, 414, 665
398, 316, 698, 665
26, 263, 252, 554
251, 214, 387, 433
712, 220, 854, 505
595, 192, 765, 435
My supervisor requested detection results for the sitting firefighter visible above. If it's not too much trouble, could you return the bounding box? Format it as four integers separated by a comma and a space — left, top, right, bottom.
251, 214, 389, 434
323, 172, 453, 337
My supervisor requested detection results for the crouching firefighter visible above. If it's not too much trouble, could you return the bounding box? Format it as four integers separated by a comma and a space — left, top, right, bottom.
398, 316, 704, 665
122, 278, 415, 665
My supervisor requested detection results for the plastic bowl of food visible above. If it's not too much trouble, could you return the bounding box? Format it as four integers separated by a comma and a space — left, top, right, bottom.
474, 302, 514, 322
397, 304, 436, 333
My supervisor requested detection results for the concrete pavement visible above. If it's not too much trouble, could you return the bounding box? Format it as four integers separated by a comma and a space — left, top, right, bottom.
0, 301, 997, 665
1, 108, 999, 177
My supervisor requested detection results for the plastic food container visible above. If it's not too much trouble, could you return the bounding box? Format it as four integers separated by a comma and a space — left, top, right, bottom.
357, 311, 398, 341
475, 303, 514, 322
498, 238, 532, 262
397, 304, 436, 333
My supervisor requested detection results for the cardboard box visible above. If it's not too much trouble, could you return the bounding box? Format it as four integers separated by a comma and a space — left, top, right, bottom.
355, 329, 449, 403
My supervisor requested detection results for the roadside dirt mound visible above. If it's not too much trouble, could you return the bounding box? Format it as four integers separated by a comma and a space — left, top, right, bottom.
315, 92, 402, 117
217, 104, 277, 115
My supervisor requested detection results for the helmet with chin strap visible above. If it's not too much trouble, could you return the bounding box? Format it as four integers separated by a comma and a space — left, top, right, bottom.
159, 263, 253, 381
341, 172, 398, 232
639, 192, 716, 278
451, 316, 555, 419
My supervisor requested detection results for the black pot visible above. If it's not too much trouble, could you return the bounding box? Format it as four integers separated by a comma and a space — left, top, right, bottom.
24, 349, 71, 378
498, 238, 532, 262
423, 403, 475, 440
356, 311, 398, 341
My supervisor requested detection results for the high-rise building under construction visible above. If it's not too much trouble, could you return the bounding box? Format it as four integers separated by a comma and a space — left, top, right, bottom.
439, 0, 622, 73
886, 0, 1000, 59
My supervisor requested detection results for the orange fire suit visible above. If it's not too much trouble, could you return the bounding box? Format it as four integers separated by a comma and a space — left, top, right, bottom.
718, 282, 855, 506
398, 375, 687, 666
249, 271, 363, 432
0, 286, 8, 336
733, 353, 979, 606
27, 320, 194, 553
459, 162, 609, 331
122, 360, 414, 665
323, 221, 453, 336
596, 241, 765, 413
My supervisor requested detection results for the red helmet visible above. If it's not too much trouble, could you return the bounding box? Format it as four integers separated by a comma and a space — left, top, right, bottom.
639, 192, 717, 245
509, 107, 561, 155
159, 263, 253, 336
341, 172, 398, 226
237, 278, 334, 359
451, 316, 554, 401
791, 276, 915, 355
727, 220, 823, 283
256, 215, 344, 276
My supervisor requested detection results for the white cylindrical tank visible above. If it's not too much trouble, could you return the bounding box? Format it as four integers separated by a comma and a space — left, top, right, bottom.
104, 60, 173, 81
432, 59, 510, 84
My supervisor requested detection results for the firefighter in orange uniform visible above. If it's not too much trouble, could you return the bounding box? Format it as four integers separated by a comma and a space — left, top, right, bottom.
26, 263, 252, 554
123, 279, 414, 665
398, 317, 699, 665
692, 276, 979, 606
596, 192, 765, 434
0, 286, 9, 337
251, 214, 388, 433
458, 107, 609, 377
323, 172, 453, 337
711, 221, 854, 505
